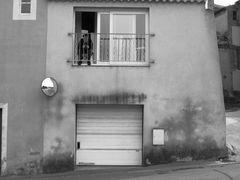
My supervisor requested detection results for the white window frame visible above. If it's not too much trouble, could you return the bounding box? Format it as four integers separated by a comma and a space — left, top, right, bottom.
96, 11, 149, 66
13, 0, 37, 20
0, 103, 8, 176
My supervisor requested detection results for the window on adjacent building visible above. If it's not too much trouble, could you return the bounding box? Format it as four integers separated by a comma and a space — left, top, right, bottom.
233, 11, 237, 21
21, 0, 31, 14
74, 10, 149, 66
13, 0, 36, 20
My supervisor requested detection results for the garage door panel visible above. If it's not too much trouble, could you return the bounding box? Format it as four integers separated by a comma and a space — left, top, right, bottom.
77, 117, 141, 126
77, 135, 142, 149
77, 121, 142, 133
77, 105, 141, 112
77, 126, 141, 134
77, 108, 142, 119
77, 114, 142, 119
77, 150, 142, 165
76, 105, 142, 166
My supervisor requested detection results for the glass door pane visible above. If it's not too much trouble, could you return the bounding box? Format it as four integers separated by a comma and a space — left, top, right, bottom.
112, 14, 135, 34
136, 14, 146, 62
98, 13, 110, 62
111, 14, 136, 62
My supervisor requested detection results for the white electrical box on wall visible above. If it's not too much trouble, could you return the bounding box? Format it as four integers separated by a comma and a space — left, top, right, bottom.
153, 129, 164, 145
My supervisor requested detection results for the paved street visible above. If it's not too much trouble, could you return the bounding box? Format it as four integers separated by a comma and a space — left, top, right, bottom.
1, 162, 240, 180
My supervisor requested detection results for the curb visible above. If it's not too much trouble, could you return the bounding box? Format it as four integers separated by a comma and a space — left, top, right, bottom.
2, 161, 240, 179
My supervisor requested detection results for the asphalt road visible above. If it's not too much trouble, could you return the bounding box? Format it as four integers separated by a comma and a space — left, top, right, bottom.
1, 163, 240, 180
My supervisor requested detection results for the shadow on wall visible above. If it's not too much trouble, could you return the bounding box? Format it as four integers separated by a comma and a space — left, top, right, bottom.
146, 98, 226, 164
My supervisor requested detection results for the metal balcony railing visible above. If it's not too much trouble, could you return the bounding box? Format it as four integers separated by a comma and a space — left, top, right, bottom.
72, 33, 150, 66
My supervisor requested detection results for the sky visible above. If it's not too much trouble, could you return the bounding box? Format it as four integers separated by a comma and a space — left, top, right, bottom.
215, 0, 238, 6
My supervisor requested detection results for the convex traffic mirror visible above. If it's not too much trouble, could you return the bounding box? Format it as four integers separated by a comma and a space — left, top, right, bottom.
41, 77, 58, 97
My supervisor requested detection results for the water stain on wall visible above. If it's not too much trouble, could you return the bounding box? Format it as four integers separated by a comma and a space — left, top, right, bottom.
72, 92, 147, 104
14, 161, 41, 175
43, 152, 74, 173
43, 137, 74, 173
12, 153, 42, 175
145, 98, 226, 164
51, 137, 64, 154
45, 84, 64, 123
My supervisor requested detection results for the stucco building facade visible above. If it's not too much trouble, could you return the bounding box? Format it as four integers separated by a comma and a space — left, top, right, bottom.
215, 1, 240, 95
0, 0, 225, 175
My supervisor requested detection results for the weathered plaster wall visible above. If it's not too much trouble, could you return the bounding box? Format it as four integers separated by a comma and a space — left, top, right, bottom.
227, 6, 240, 45
218, 48, 233, 93
0, 0, 47, 175
227, 6, 240, 27
216, 5, 240, 94
218, 48, 240, 93
45, 2, 225, 171
215, 10, 228, 34
233, 70, 240, 91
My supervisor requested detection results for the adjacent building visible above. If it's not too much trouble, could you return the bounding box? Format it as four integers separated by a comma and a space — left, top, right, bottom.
0, 0, 225, 175
215, 1, 240, 96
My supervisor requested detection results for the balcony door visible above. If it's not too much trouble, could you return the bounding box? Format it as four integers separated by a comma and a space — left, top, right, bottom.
97, 11, 147, 64
111, 14, 136, 62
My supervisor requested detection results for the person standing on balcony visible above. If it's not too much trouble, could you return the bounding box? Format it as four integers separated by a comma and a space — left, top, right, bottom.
77, 33, 93, 66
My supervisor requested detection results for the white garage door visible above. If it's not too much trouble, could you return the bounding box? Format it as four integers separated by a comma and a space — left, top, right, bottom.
76, 104, 143, 166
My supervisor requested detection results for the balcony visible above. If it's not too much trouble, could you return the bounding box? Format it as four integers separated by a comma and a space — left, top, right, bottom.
71, 33, 151, 66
